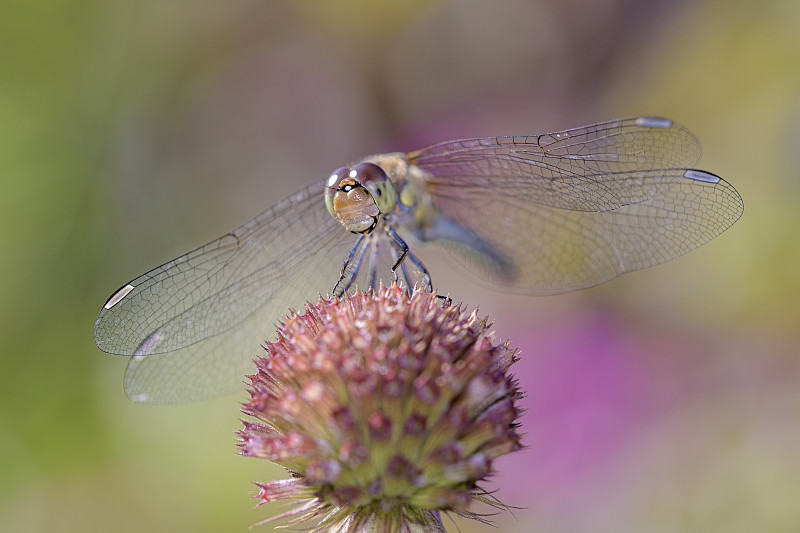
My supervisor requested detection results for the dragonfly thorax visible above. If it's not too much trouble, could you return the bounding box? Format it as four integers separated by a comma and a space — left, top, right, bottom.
324, 162, 398, 234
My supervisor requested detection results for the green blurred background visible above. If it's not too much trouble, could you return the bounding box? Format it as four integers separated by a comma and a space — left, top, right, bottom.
1, 1, 798, 531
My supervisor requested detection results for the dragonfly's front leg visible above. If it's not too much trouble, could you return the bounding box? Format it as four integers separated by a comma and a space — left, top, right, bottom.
333, 234, 369, 297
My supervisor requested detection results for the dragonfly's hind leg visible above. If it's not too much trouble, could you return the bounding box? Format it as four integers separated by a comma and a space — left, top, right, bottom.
399, 248, 451, 306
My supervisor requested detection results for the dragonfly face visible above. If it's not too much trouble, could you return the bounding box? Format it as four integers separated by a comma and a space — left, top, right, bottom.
95, 116, 744, 404
325, 163, 398, 234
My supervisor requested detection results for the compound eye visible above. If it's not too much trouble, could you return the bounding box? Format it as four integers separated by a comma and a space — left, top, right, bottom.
352, 162, 397, 214
325, 167, 350, 218
351, 162, 386, 187
327, 167, 349, 189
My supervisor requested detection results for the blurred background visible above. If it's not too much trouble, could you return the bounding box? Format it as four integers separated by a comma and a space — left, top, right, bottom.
1, 0, 798, 531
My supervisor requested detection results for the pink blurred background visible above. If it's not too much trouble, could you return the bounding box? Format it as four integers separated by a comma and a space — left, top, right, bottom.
1, 1, 798, 532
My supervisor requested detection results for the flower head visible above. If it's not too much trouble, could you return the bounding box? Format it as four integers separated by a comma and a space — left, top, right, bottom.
239, 284, 523, 532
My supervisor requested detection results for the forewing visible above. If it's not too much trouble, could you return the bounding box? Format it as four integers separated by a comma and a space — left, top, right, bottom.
409, 116, 704, 212
95, 182, 356, 402
408, 117, 743, 292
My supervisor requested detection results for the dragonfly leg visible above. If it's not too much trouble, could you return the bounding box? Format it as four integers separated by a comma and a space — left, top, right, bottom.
403, 250, 435, 293
387, 227, 434, 293
386, 229, 407, 283
367, 235, 380, 291
333, 235, 369, 297
390, 246, 414, 294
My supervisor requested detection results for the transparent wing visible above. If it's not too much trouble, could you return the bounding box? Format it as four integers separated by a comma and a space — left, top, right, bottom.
94, 181, 355, 402
408, 116, 744, 293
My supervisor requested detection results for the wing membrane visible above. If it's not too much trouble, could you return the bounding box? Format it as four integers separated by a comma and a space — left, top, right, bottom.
94, 182, 356, 402
410, 116, 704, 212
409, 117, 743, 292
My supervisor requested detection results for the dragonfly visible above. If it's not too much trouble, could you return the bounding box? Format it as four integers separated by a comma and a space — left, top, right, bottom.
95, 116, 743, 404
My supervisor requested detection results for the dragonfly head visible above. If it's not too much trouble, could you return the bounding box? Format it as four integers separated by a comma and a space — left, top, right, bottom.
325, 162, 397, 234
